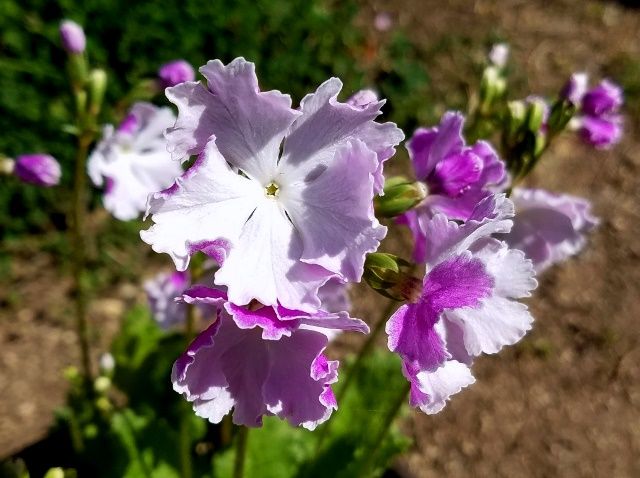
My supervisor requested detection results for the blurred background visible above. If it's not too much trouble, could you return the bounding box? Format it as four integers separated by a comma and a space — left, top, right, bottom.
1, 0, 638, 476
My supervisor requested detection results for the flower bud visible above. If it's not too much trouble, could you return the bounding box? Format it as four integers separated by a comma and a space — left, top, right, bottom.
374, 177, 427, 218
88, 69, 107, 116
479, 66, 506, 112
488, 43, 509, 69
94, 376, 111, 394
14, 154, 61, 187
525, 97, 547, 132
547, 98, 576, 134
158, 60, 195, 89
363, 253, 421, 301
506, 100, 526, 136
44, 468, 66, 478
99, 352, 116, 374
59, 20, 86, 54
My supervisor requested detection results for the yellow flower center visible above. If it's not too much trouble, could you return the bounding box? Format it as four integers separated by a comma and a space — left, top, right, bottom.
265, 182, 279, 197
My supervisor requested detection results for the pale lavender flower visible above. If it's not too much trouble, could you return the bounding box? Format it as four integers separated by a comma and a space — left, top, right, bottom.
158, 60, 196, 89
59, 20, 86, 54
560, 72, 589, 106
397, 112, 506, 261
14, 154, 61, 187
488, 43, 509, 68
386, 194, 536, 413
144, 271, 189, 329
142, 58, 403, 311
500, 188, 599, 272
88, 102, 183, 220
172, 286, 368, 428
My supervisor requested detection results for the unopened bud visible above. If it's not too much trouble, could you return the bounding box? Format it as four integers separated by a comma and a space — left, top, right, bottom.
507, 100, 526, 136
547, 99, 576, 135
88, 69, 107, 116
375, 177, 427, 218
99, 353, 115, 374
488, 43, 509, 69
94, 376, 111, 394
364, 253, 422, 301
44, 468, 66, 478
13, 154, 61, 187
525, 97, 547, 132
158, 60, 195, 89
95, 396, 113, 413
59, 20, 86, 54
479, 66, 506, 111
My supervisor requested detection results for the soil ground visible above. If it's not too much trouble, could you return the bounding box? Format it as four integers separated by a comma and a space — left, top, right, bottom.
1, 0, 639, 476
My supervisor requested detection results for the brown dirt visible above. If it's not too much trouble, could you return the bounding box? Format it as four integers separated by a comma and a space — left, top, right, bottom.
1, 0, 639, 476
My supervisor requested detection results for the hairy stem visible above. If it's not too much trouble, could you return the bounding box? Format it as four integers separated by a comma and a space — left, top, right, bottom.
71, 133, 93, 384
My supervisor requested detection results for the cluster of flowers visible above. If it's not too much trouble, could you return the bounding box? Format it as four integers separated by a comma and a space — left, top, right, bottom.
9, 20, 624, 430
80, 52, 621, 428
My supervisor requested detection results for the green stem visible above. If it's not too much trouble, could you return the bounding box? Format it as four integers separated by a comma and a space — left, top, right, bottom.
313, 299, 397, 455
71, 133, 93, 385
359, 381, 410, 477
179, 402, 193, 478
233, 426, 249, 478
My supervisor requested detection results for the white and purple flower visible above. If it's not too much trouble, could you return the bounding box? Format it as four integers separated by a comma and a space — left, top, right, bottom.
386, 194, 537, 413
141, 58, 403, 311
500, 188, 599, 272
88, 102, 183, 221
562, 74, 623, 149
171, 286, 368, 429
397, 112, 506, 262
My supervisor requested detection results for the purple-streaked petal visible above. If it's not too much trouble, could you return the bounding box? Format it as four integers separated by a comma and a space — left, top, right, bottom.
386, 253, 493, 371
429, 149, 483, 197
281, 140, 386, 282
140, 139, 263, 271
581, 79, 623, 117
281, 77, 403, 193
579, 115, 623, 149
165, 58, 300, 179
407, 112, 465, 180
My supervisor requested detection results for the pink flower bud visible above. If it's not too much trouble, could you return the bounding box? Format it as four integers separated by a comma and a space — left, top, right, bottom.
59, 20, 86, 54
158, 60, 195, 88
14, 154, 61, 187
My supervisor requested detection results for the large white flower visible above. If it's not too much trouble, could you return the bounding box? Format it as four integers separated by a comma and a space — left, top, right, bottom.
141, 58, 403, 311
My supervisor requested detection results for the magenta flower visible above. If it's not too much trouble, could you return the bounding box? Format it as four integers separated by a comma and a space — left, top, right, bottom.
59, 20, 86, 54
386, 194, 537, 413
562, 74, 624, 149
142, 58, 403, 311
172, 286, 368, 428
14, 154, 61, 187
500, 188, 599, 272
144, 271, 189, 329
158, 60, 196, 89
88, 102, 183, 220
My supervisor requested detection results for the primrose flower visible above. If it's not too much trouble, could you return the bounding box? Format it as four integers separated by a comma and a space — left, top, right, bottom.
144, 271, 189, 329
88, 102, 183, 220
386, 194, 537, 413
397, 112, 506, 261
59, 20, 86, 54
142, 58, 402, 311
172, 286, 368, 428
500, 188, 599, 272
158, 60, 196, 89
13, 154, 61, 187
562, 74, 624, 149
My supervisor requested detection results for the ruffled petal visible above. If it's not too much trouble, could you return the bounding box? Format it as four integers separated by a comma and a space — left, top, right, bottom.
166, 58, 300, 183
281, 77, 403, 193
504, 188, 599, 272
403, 359, 475, 415
140, 139, 263, 271
280, 140, 387, 282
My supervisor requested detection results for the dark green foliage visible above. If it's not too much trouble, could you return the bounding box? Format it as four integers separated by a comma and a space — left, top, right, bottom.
0, 0, 433, 237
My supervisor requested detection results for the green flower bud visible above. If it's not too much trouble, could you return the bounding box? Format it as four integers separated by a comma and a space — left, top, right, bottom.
375, 177, 427, 218
363, 253, 422, 301
547, 99, 576, 135
507, 100, 527, 136
88, 69, 107, 117
526, 98, 546, 132
94, 376, 111, 394
44, 468, 66, 478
